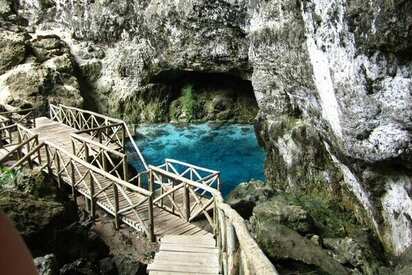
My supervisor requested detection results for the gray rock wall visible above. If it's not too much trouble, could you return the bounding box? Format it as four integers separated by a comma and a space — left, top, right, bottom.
2, 0, 411, 256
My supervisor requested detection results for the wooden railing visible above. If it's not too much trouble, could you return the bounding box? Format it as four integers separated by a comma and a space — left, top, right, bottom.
149, 165, 277, 275
0, 124, 18, 148
161, 159, 221, 191
0, 125, 42, 167
71, 132, 129, 182
74, 123, 126, 152
0, 108, 37, 128
1, 125, 155, 242
49, 104, 147, 172
150, 165, 216, 226
45, 144, 154, 239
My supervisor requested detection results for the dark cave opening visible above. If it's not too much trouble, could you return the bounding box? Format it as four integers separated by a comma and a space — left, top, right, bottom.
150, 70, 259, 123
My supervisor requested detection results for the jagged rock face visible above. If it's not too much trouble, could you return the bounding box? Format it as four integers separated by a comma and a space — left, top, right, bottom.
0, 31, 83, 111
3, 0, 412, 257
249, 0, 412, 256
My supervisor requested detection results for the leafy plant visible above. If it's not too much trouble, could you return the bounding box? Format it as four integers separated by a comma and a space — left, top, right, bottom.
181, 84, 196, 121
0, 167, 18, 189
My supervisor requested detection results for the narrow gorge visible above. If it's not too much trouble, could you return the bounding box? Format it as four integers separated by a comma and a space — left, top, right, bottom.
0, 0, 411, 274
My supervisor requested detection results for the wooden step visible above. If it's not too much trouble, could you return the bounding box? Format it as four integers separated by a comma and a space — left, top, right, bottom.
148, 234, 219, 275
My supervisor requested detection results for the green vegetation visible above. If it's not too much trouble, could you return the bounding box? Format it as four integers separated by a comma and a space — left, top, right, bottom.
181, 84, 196, 121
0, 167, 18, 189
284, 192, 363, 238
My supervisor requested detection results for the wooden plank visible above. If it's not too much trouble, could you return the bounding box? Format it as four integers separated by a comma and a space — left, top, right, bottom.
155, 252, 219, 266
148, 263, 219, 274
160, 243, 218, 254
161, 235, 215, 246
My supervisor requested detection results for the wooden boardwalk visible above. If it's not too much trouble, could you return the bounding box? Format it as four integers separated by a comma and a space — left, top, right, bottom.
0, 104, 278, 275
32, 116, 211, 238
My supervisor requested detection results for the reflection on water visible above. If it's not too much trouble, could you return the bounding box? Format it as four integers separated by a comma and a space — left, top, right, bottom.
128, 123, 266, 197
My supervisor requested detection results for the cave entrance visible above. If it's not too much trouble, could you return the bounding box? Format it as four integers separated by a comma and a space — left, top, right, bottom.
151, 70, 259, 123
127, 70, 266, 196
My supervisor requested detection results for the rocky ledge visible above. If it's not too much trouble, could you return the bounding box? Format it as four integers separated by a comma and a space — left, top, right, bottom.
227, 181, 412, 274
0, 167, 154, 275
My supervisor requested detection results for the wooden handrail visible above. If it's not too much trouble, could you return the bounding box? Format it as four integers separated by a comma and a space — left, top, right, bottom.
71, 133, 125, 158
11, 142, 44, 169
58, 104, 124, 124
0, 108, 36, 116
49, 142, 152, 196
0, 134, 39, 163
152, 181, 185, 204
74, 122, 125, 135
215, 196, 278, 274
165, 158, 219, 174
148, 164, 278, 274
149, 165, 219, 195
49, 104, 148, 171
0, 124, 18, 131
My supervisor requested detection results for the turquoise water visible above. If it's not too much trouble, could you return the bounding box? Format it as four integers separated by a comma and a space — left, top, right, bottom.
128, 123, 266, 197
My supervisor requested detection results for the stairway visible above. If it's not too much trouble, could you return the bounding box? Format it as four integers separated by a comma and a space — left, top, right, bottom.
148, 234, 220, 275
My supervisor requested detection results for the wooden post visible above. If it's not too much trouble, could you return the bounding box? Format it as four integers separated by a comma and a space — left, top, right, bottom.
137, 174, 141, 188
27, 140, 33, 169
123, 155, 128, 181
70, 160, 77, 207
122, 124, 126, 151
89, 173, 95, 219
183, 183, 190, 221
113, 183, 120, 230
227, 222, 239, 275
84, 141, 89, 162
16, 130, 22, 160
36, 136, 42, 164
56, 151, 62, 189
171, 178, 175, 214
160, 175, 164, 208
218, 209, 227, 275
213, 199, 218, 237
149, 170, 153, 192
148, 195, 155, 242
45, 145, 51, 175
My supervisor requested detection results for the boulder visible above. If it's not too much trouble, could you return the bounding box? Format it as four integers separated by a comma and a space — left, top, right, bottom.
253, 221, 349, 275
0, 60, 83, 110
0, 63, 53, 109
53, 223, 110, 264
252, 195, 313, 234
323, 237, 377, 274
43, 54, 74, 74
226, 180, 275, 219
31, 35, 70, 62
0, 0, 13, 16
34, 254, 58, 275
0, 30, 26, 75
0, 190, 66, 237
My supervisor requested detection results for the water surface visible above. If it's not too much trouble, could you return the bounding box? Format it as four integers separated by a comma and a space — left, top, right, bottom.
129, 123, 266, 197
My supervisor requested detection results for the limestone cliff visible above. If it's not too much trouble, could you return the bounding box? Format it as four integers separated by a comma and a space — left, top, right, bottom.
1, 0, 411, 259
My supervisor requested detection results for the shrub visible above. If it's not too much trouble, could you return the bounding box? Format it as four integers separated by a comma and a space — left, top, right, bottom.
181, 84, 195, 121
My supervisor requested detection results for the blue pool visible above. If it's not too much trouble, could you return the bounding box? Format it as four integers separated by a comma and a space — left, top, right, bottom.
128, 123, 266, 197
